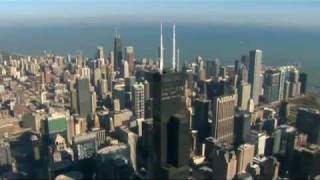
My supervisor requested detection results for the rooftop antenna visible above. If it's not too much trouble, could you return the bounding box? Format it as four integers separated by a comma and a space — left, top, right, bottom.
177, 48, 180, 72
172, 24, 176, 71
159, 23, 164, 74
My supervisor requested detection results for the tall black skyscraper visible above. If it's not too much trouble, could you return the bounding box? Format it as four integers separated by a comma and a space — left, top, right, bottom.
150, 71, 190, 179
193, 98, 210, 143
299, 72, 308, 94
76, 78, 91, 118
296, 108, 320, 144
234, 111, 251, 146
114, 34, 123, 71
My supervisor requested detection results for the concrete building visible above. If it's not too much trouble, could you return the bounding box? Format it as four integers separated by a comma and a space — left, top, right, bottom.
212, 94, 236, 144
132, 82, 145, 119
248, 50, 262, 105
236, 143, 255, 173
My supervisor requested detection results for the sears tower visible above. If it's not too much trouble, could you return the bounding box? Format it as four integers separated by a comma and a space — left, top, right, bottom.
149, 24, 190, 179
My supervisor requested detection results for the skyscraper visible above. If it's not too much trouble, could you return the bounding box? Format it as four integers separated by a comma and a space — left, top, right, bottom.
238, 81, 251, 111
132, 82, 145, 119
193, 98, 211, 143
264, 69, 281, 103
248, 50, 262, 105
122, 60, 129, 78
296, 108, 320, 144
114, 33, 123, 72
125, 46, 135, 75
212, 58, 220, 80
76, 78, 91, 118
212, 142, 237, 179
152, 71, 185, 161
212, 94, 236, 145
299, 72, 308, 94
234, 111, 251, 146
167, 113, 190, 168
150, 71, 190, 179
96, 46, 104, 60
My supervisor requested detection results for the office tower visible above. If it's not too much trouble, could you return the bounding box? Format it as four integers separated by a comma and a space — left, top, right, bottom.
238, 64, 248, 83
96, 144, 133, 179
279, 101, 290, 124
167, 113, 190, 167
132, 82, 145, 119
241, 55, 248, 67
279, 69, 286, 100
198, 65, 206, 81
264, 69, 281, 103
212, 94, 236, 144
143, 80, 150, 101
96, 46, 104, 60
122, 60, 129, 78
172, 24, 176, 71
299, 72, 308, 94
193, 98, 211, 143
70, 87, 78, 114
288, 69, 301, 98
212, 58, 220, 79
81, 66, 91, 81
125, 46, 135, 75
234, 59, 240, 74
248, 50, 262, 105
114, 33, 123, 71
140, 119, 154, 175
212, 143, 237, 180
296, 108, 320, 144
283, 80, 290, 100
91, 90, 97, 115
238, 81, 251, 111
76, 78, 91, 118
220, 66, 227, 78
21, 112, 40, 133
152, 72, 185, 161
93, 67, 102, 87
290, 144, 320, 180
234, 111, 251, 146
45, 112, 68, 139
113, 99, 120, 112
0, 139, 12, 167
255, 156, 280, 180
73, 133, 97, 160
108, 51, 115, 72
99, 79, 108, 97
236, 144, 255, 173
249, 131, 267, 156
150, 71, 190, 179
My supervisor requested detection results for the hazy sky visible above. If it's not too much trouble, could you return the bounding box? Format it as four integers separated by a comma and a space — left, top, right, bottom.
1, 0, 320, 28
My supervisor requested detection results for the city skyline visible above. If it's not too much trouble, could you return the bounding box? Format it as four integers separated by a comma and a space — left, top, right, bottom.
0, 1, 319, 179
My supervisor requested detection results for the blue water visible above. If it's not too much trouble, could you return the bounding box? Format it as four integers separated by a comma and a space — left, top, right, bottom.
0, 23, 319, 90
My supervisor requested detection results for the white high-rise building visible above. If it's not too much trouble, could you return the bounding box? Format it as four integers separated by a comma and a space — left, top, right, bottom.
248, 50, 262, 105
123, 60, 129, 78
81, 66, 91, 81
132, 82, 145, 119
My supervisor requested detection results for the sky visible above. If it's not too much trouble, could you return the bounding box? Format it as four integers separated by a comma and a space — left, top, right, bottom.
1, 0, 320, 28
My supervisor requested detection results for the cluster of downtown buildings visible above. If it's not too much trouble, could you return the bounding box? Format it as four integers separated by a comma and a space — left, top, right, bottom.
0, 25, 319, 180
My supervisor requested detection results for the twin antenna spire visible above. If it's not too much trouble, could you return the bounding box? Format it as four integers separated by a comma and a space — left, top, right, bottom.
159, 23, 178, 74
